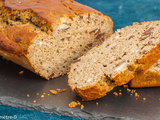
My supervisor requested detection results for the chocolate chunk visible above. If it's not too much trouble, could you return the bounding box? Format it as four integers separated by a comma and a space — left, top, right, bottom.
140, 27, 154, 41
142, 50, 147, 54
79, 15, 83, 20
88, 14, 90, 20
15, 37, 21, 42
89, 28, 98, 34
73, 59, 81, 64
61, 38, 64, 41
96, 33, 105, 39
129, 35, 134, 40
48, 73, 55, 79
95, 29, 101, 35
103, 65, 107, 67
87, 43, 93, 47
143, 27, 154, 36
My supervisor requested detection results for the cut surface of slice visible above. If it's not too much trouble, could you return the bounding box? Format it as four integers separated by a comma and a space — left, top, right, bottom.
69, 21, 160, 101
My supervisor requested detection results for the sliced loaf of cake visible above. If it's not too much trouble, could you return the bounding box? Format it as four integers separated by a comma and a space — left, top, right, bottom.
129, 59, 160, 88
0, 0, 113, 79
68, 21, 160, 101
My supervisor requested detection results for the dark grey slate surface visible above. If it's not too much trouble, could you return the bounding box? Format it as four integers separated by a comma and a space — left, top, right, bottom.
0, 57, 160, 120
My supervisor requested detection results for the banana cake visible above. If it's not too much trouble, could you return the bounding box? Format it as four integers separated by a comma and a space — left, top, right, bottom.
0, 0, 113, 79
68, 21, 160, 101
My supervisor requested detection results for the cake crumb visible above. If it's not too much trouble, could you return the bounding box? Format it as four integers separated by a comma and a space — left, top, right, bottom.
135, 93, 138, 97
119, 92, 122, 95
43, 93, 46, 95
113, 92, 118, 96
48, 94, 50, 96
33, 100, 36, 103
96, 102, 99, 105
58, 89, 67, 93
41, 95, 44, 98
77, 101, 81, 105
50, 90, 57, 95
69, 101, 78, 108
143, 98, 146, 100
127, 88, 131, 92
123, 84, 129, 88
37, 93, 39, 95
19, 71, 24, 74
119, 89, 122, 92
136, 98, 138, 100
81, 105, 84, 109
27, 94, 30, 97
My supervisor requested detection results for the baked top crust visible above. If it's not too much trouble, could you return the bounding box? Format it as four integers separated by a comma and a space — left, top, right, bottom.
2, 0, 101, 26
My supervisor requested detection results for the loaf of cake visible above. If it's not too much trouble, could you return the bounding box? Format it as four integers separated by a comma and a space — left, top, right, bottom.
68, 21, 160, 101
129, 59, 160, 88
0, 0, 113, 79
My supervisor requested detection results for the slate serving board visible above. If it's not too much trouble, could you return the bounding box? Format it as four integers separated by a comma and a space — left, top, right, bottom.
1, 0, 160, 119
1, 57, 160, 120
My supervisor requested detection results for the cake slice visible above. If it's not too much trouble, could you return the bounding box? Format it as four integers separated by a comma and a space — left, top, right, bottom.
68, 21, 160, 101
129, 59, 160, 88
0, 0, 113, 79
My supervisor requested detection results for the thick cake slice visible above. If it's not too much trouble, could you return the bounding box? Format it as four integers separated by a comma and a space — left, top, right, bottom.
68, 21, 160, 101
0, 0, 113, 79
129, 59, 160, 88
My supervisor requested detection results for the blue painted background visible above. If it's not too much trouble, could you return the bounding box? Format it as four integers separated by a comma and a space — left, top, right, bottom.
1, 0, 160, 119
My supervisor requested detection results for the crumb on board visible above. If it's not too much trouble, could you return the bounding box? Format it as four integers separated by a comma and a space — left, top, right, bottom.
123, 84, 129, 88
41, 95, 44, 98
48, 94, 50, 96
119, 92, 122, 95
113, 92, 118, 96
68, 101, 84, 109
127, 88, 131, 92
27, 94, 30, 97
37, 93, 39, 95
69, 101, 78, 108
143, 98, 146, 100
33, 100, 36, 103
96, 102, 98, 105
19, 71, 24, 74
50, 90, 57, 95
43, 93, 46, 95
81, 105, 84, 109
136, 98, 138, 100
58, 89, 67, 93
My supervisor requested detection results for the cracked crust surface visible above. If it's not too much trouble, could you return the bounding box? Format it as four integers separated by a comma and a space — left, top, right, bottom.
69, 21, 160, 101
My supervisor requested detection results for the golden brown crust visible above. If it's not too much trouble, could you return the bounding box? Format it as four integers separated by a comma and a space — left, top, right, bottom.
1, 0, 101, 29
112, 41, 160, 86
70, 75, 114, 101
0, 25, 38, 56
129, 71, 160, 88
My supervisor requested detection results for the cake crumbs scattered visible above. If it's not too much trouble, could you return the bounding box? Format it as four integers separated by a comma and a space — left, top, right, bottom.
37, 93, 39, 95
68, 101, 84, 109
143, 98, 146, 100
119, 89, 122, 92
43, 93, 46, 95
113, 92, 118, 96
50, 90, 57, 95
33, 100, 36, 103
48, 94, 50, 96
136, 98, 138, 100
27, 94, 30, 97
69, 101, 78, 108
41, 95, 44, 98
19, 71, 24, 74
